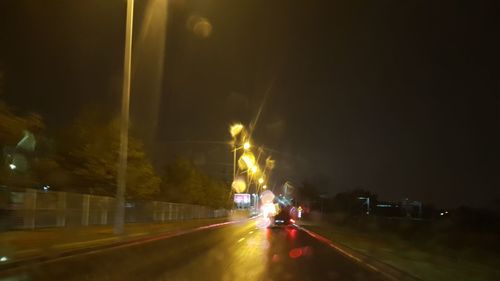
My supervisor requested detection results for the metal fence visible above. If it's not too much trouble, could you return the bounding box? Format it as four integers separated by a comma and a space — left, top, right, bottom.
0, 187, 227, 230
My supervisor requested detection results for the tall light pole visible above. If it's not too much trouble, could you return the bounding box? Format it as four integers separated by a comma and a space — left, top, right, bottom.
114, 0, 135, 235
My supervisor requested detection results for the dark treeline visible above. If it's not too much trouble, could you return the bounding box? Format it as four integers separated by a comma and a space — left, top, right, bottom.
0, 99, 231, 209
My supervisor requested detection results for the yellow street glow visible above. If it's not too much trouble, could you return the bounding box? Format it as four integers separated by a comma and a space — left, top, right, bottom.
231, 178, 247, 193
230, 123, 244, 137
239, 151, 256, 170
258, 177, 264, 184
263, 185, 267, 189
243, 142, 251, 150
265, 156, 275, 170
250, 165, 258, 174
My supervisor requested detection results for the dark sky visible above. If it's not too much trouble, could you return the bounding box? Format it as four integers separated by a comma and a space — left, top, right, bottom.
1, 0, 499, 208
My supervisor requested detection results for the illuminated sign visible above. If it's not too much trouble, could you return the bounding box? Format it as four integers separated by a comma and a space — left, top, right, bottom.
234, 193, 251, 204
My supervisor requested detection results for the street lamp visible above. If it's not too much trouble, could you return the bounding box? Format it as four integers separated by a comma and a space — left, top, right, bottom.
114, 0, 135, 235
8, 163, 16, 170
229, 123, 250, 182
258, 177, 264, 184
263, 184, 267, 189
250, 165, 258, 174
243, 142, 251, 150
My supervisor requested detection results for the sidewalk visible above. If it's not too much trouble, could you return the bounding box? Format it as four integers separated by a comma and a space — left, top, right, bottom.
0, 218, 228, 264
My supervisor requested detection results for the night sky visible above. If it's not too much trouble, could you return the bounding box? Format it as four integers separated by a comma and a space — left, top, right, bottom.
1, 0, 499, 208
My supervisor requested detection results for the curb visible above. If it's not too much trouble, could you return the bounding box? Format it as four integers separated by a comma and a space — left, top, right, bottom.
0, 220, 241, 274
297, 225, 424, 281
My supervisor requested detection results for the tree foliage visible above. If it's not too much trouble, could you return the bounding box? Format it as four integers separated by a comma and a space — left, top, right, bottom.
57, 109, 160, 199
0, 100, 44, 148
1, 100, 230, 208
0, 99, 48, 187
160, 157, 230, 208
325, 189, 378, 215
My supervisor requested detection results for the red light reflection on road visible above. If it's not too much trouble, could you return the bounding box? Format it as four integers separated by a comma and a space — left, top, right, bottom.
288, 246, 312, 259
286, 227, 297, 239
272, 254, 280, 262
289, 248, 303, 259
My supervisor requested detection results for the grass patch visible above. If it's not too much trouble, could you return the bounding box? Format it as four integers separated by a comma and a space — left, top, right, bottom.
305, 222, 500, 281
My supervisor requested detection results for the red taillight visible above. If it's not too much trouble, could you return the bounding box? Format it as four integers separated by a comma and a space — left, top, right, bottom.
289, 219, 295, 224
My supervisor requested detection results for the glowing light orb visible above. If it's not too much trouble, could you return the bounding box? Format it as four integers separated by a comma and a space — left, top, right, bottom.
260, 190, 275, 204
231, 178, 246, 193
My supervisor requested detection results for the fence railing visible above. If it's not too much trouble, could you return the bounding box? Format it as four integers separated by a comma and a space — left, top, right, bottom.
0, 187, 227, 230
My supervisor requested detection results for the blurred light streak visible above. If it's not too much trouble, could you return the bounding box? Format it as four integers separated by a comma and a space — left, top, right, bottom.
256, 217, 271, 229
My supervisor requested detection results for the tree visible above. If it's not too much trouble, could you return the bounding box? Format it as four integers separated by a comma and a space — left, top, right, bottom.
0, 100, 44, 148
160, 157, 230, 208
296, 180, 321, 210
0, 99, 48, 187
329, 189, 378, 215
57, 108, 160, 199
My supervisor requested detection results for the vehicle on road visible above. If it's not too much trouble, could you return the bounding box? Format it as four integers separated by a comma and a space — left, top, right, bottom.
270, 205, 294, 227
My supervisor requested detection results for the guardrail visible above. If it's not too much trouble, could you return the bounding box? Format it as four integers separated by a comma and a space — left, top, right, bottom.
0, 187, 227, 230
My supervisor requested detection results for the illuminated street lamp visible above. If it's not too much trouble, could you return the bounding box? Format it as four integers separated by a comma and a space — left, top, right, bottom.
258, 177, 264, 184
243, 141, 251, 150
229, 123, 250, 181
9, 163, 16, 170
262, 185, 267, 189
250, 165, 258, 174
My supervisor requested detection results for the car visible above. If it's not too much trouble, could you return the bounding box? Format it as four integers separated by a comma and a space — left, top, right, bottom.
270, 205, 295, 227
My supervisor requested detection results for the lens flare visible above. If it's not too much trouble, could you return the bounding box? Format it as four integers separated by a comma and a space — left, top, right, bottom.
187, 15, 213, 38
238, 151, 255, 170
261, 203, 277, 218
229, 123, 244, 137
260, 190, 275, 204
231, 178, 246, 193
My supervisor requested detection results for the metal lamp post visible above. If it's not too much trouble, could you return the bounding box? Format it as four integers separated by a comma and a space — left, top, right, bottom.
114, 0, 134, 235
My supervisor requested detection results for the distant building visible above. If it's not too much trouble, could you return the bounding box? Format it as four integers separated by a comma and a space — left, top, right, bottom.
401, 198, 423, 218
373, 201, 401, 217
373, 199, 423, 219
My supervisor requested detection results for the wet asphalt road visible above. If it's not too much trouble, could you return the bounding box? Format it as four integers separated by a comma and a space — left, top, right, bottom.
2, 220, 387, 281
